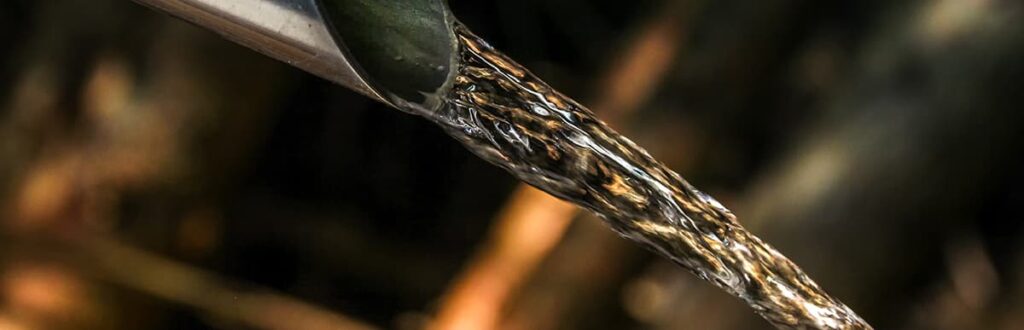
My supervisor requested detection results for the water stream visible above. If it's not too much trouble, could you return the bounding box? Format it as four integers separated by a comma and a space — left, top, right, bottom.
402, 23, 870, 329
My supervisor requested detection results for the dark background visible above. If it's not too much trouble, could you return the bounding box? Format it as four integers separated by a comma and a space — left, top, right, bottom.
1, 0, 1023, 329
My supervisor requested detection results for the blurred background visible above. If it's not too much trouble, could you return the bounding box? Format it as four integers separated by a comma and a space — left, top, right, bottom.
2, 0, 1024, 329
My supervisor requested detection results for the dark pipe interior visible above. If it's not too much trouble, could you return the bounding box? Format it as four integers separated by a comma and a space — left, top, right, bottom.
317, 0, 455, 105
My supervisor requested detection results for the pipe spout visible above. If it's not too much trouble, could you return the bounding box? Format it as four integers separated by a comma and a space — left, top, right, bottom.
131, 0, 456, 107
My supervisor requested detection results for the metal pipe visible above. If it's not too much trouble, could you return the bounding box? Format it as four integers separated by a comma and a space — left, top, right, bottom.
130, 0, 389, 103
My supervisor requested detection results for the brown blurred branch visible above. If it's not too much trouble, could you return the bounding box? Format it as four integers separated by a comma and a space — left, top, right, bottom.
1, 232, 377, 330
80, 236, 377, 330
0, 3, 376, 329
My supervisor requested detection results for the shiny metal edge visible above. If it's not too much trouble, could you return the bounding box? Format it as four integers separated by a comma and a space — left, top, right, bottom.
131, 0, 387, 103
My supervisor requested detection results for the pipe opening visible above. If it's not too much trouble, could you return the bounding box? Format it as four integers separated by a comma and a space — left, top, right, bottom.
317, 0, 456, 106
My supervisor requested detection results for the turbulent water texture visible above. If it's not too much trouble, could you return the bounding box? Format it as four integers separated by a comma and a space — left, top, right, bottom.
415, 24, 870, 329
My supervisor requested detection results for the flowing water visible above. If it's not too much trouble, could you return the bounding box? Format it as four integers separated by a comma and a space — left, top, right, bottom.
401, 24, 870, 329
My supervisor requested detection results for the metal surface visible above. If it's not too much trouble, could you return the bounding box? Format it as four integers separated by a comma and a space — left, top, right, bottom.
131, 0, 388, 103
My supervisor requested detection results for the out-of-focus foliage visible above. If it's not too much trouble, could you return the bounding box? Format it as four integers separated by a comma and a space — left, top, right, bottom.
1, 0, 1023, 329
